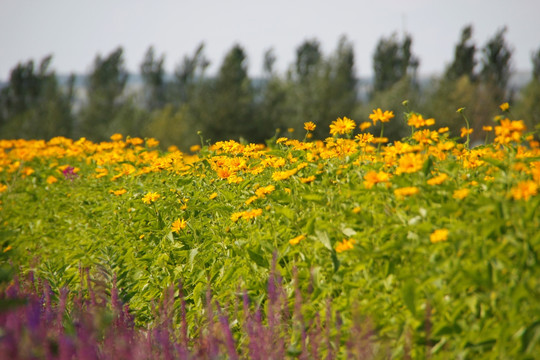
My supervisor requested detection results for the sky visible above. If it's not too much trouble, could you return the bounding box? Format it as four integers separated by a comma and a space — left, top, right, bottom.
1, 0, 539, 81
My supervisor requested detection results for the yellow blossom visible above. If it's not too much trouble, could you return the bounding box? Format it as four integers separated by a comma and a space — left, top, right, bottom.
46, 175, 58, 184
460, 127, 474, 138
359, 121, 372, 131
335, 238, 355, 253
453, 188, 469, 200
483, 126, 493, 132
499, 102, 509, 111
209, 192, 218, 200
329, 117, 356, 136
190, 144, 201, 153
427, 173, 448, 186
438, 127, 449, 133
289, 234, 306, 245
172, 218, 187, 233
304, 122, 316, 131
363, 170, 391, 189
110, 189, 127, 196
511, 180, 538, 201
369, 108, 394, 125
394, 186, 419, 198
0, 184, 8, 193
110, 133, 123, 141
142, 192, 160, 204
408, 114, 435, 128
300, 175, 316, 184
430, 229, 449, 243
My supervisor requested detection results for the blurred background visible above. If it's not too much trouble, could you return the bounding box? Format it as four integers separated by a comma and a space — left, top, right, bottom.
1, 0, 539, 149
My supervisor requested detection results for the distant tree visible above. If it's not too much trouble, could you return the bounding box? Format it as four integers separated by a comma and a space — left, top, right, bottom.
206, 44, 254, 142
140, 46, 166, 110
532, 47, 540, 82
514, 47, 540, 130
78, 47, 129, 140
445, 25, 476, 81
295, 39, 322, 82
480, 27, 512, 98
285, 39, 324, 134
372, 33, 419, 94
0, 55, 73, 139
315, 35, 358, 138
255, 48, 289, 139
173, 43, 210, 105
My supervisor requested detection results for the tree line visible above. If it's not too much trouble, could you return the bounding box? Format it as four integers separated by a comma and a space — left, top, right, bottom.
1, 25, 539, 150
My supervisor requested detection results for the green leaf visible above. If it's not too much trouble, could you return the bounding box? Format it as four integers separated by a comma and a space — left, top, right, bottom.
401, 279, 416, 317
247, 249, 269, 269
315, 230, 332, 251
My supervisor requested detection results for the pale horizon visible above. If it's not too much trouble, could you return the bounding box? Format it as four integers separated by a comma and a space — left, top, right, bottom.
1, 0, 539, 82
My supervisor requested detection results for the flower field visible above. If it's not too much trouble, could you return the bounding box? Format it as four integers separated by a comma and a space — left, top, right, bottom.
1, 106, 540, 358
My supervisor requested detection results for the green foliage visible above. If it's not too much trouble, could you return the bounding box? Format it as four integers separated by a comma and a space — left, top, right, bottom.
77, 47, 129, 141
480, 27, 512, 102
2, 110, 540, 357
140, 46, 166, 110
0, 56, 73, 139
445, 25, 477, 82
372, 33, 419, 95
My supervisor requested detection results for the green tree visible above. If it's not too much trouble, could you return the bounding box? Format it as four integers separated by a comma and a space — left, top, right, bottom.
0, 56, 73, 139
515, 47, 540, 131
318, 35, 358, 138
206, 44, 254, 142
480, 27, 512, 101
286, 39, 324, 135
173, 43, 209, 105
254, 48, 289, 140
372, 33, 419, 95
445, 25, 476, 81
78, 47, 129, 140
140, 46, 166, 110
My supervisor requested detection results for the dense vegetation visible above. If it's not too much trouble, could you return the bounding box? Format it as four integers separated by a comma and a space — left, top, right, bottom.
2, 104, 540, 358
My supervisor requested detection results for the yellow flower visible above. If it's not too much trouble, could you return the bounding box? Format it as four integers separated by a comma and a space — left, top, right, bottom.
438, 127, 449, 133
359, 121, 372, 131
46, 175, 58, 184
304, 122, 316, 131
407, 114, 435, 128
0, 184, 8, 193
300, 175, 316, 184
287, 128, 295, 133
363, 170, 391, 189
3, 245, 12, 253
427, 173, 448, 186
460, 127, 474, 137
110, 133, 123, 141
430, 229, 449, 244
453, 188, 469, 200
369, 108, 394, 125
209, 192, 218, 200
111, 189, 127, 196
499, 102, 509, 111
190, 144, 201, 153
255, 185, 275, 198
511, 180, 538, 201
394, 186, 419, 198
396, 153, 424, 175
289, 234, 306, 245
146, 138, 160, 148
335, 238, 355, 253
329, 117, 356, 136
482, 126, 493, 132
142, 192, 160, 204
172, 218, 187, 233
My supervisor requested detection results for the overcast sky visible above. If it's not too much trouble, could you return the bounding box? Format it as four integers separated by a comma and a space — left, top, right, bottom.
1, 0, 539, 81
